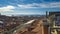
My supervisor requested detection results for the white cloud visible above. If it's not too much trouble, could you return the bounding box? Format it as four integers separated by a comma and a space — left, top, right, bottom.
18, 4, 37, 8
49, 2, 60, 8
1, 12, 41, 16
18, 2, 60, 8
0, 5, 15, 12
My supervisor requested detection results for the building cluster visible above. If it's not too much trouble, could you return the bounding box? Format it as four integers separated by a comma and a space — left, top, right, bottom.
0, 12, 60, 34
0, 15, 41, 33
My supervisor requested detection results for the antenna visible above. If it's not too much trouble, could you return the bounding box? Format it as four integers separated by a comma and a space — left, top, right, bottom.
0, 13, 1, 15
46, 11, 48, 18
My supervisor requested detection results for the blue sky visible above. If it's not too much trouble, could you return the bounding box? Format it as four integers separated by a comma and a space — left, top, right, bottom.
0, 0, 60, 16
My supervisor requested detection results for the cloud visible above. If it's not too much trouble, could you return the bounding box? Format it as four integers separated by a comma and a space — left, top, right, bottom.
49, 2, 60, 8
18, 2, 60, 8
18, 3, 40, 8
1, 12, 41, 16
0, 5, 15, 12
18, 4, 34, 8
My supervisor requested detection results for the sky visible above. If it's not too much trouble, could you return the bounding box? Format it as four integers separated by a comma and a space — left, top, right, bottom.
0, 0, 60, 16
